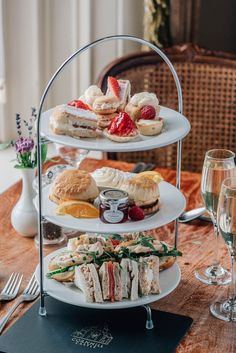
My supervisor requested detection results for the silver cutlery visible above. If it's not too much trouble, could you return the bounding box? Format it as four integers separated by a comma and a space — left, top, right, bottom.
178, 207, 208, 223
0, 275, 39, 334
131, 162, 156, 173
0, 273, 23, 302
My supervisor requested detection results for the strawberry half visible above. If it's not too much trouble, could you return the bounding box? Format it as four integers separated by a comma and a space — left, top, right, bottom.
68, 99, 92, 111
140, 105, 156, 120
108, 76, 120, 98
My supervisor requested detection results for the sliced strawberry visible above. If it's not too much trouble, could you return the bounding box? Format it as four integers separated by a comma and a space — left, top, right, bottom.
140, 105, 156, 120
68, 99, 92, 111
108, 112, 136, 136
108, 76, 120, 98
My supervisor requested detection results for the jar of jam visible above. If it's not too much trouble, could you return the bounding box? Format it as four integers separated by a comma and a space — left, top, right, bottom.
99, 189, 129, 224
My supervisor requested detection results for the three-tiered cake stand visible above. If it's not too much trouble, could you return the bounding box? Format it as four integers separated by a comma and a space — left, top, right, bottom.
35, 35, 190, 329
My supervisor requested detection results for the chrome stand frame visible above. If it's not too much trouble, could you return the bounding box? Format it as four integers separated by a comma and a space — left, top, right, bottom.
36, 35, 183, 324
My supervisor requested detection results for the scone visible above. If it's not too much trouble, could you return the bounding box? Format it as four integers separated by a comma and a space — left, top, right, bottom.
136, 118, 164, 136
49, 169, 99, 204
50, 103, 98, 138
124, 176, 160, 215
103, 112, 139, 143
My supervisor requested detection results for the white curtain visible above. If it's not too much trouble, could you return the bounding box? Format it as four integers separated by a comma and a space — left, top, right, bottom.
0, 0, 143, 143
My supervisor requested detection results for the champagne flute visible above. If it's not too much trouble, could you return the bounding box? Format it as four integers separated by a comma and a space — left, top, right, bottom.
210, 177, 236, 321
195, 149, 235, 285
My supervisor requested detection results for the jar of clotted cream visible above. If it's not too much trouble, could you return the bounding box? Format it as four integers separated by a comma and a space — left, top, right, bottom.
99, 189, 129, 224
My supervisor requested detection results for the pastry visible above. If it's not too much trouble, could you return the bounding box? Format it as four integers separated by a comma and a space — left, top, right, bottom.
93, 95, 120, 114
124, 176, 160, 215
50, 103, 98, 138
106, 76, 131, 111
91, 167, 133, 189
79, 85, 104, 107
49, 169, 99, 204
125, 92, 161, 121
96, 112, 117, 130
103, 112, 139, 142
136, 118, 164, 136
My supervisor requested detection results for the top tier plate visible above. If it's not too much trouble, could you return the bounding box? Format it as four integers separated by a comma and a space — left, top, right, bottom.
40, 106, 190, 152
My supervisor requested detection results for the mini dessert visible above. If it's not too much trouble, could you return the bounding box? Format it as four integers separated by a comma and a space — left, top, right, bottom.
124, 176, 160, 215
125, 92, 161, 121
49, 169, 99, 204
79, 85, 104, 107
93, 95, 120, 114
50, 102, 98, 138
97, 112, 117, 130
91, 167, 133, 190
103, 112, 139, 143
56, 200, 99, 218
106, 76, 131, 111
136, 118, 164, 136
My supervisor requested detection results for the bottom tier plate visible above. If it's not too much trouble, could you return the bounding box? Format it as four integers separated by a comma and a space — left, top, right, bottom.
35, 248, 181, 310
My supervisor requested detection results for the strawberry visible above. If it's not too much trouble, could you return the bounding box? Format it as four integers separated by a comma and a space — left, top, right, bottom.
108, 76, 120, 98
108, 112, 136, 136
128, 206, 145, 221
68, 99, 92, 111
140, 105, 156, 120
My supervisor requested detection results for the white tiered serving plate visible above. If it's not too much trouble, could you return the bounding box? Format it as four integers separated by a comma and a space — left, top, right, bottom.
41, 106, 190, 152
34, 181, 186, 233
35, 247, 181, 309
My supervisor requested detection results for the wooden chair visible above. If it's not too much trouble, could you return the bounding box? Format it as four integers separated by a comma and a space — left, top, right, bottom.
97, 43, 236, 172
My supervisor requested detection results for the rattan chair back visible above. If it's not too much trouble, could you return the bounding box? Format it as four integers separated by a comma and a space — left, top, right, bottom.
97, 44, 236, 172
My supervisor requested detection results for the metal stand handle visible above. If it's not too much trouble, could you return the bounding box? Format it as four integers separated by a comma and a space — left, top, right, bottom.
36, 34, 184, 317
143, 305, 154, 330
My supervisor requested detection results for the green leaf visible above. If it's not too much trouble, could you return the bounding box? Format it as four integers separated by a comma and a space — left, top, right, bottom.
111, 234, 123, 240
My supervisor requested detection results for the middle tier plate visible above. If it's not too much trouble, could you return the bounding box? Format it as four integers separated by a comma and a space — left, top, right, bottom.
35, 181, 186, 233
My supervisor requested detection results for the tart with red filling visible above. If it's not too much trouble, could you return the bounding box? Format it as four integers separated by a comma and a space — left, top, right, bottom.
103, 112, 139, 142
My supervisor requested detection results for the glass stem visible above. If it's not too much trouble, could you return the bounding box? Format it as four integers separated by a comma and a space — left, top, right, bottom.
212, 222, 220, 268
230, 254, 236, 303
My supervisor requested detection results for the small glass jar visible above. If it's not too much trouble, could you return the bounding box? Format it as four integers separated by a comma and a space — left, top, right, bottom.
99, 189, 129, 224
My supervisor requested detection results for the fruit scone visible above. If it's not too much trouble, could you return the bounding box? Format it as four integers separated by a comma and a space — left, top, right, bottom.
125, 92, 164, 136
50, 99, 98, 138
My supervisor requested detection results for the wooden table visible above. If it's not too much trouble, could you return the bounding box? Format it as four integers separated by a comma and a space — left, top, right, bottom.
0, 158, 235, 353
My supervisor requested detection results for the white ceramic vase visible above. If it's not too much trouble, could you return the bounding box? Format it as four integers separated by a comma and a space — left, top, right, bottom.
11, 168, 38, 237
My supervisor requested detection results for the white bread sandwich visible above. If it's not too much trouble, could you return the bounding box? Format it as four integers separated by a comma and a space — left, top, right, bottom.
138, 255, 160, 295
99, 261, 122, 302
120, 259, 139, 300
75, 264, 103, 303
50, 103, 98, 138
49, 169, 99, 204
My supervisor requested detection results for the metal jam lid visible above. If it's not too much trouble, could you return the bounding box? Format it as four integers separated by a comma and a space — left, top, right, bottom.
99, 188, 129, 204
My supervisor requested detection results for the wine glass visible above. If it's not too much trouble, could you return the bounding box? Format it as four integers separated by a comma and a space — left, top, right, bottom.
195, 149, 235, 285
55, 144, 88, 169
210, 177, 236, 321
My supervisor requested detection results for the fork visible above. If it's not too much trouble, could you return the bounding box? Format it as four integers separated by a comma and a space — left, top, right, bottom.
0, 273, 23, 301
0, 275, 39, 334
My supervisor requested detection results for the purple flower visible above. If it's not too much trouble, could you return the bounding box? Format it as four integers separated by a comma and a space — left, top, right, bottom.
14, 137, 34, 153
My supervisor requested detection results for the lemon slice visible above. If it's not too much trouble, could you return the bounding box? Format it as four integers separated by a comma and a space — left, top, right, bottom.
133, 171, 164, 184
56, 201, 99, 218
